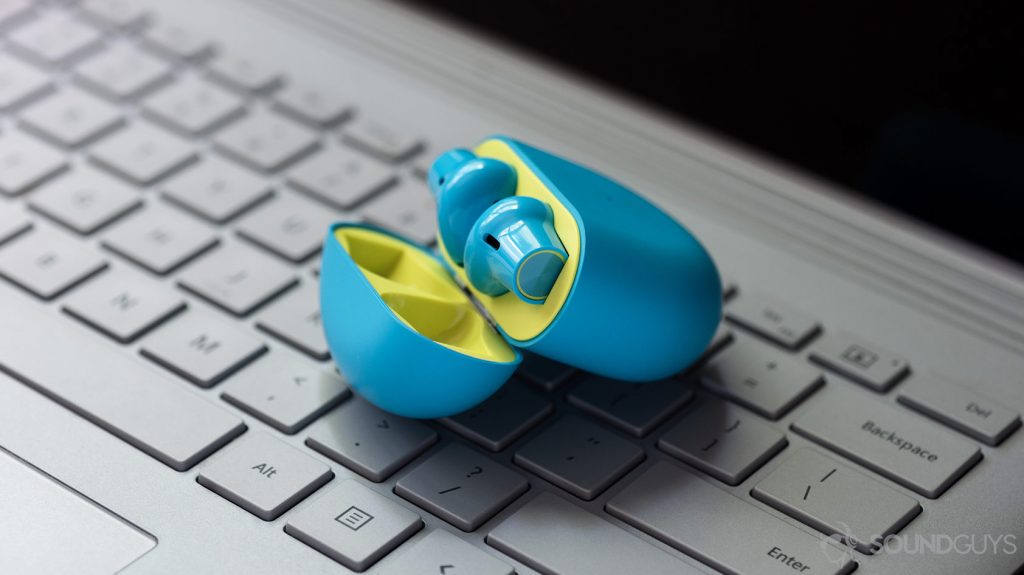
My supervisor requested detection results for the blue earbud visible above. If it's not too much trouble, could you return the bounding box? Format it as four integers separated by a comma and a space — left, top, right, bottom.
429, 149, 517, 265
430, 150, 567, 304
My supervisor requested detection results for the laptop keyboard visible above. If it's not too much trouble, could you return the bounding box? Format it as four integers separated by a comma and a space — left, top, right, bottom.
0, 2, 1020, 574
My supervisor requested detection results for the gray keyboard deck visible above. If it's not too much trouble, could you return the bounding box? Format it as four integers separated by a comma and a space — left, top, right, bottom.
0, 2, 1020, 574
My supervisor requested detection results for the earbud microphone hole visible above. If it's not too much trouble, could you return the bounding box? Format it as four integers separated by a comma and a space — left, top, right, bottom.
484, 234, 501, 250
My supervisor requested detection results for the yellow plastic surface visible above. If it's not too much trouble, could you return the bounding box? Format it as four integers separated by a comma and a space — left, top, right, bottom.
437, 138, 582, 342
334, 227, 515, 362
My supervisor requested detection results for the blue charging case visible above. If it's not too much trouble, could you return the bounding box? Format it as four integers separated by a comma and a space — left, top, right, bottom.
320, 136, 722, 418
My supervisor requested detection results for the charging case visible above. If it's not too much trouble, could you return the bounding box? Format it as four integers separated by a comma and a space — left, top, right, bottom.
320, 136, 722, 418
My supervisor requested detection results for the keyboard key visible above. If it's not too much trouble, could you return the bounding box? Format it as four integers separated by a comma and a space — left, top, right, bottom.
568, 376, 695, 437
177, 243, 298, 316
79, 0, 149, 29
0, 131, 68, 196
141, 75, 246, 136
306, 397, 437, 482
102, 205, 219, 274
383, 530, 513, 575
140, 312, 267, 387
487, 492, 700, 575
197, 432, 332, 521
752, 448, 921, 554
74, 43, 172, 101
725, 293, 821, 349
658, 398, 787, 485
90, 122, 197, 185
516, 352, 576, 392
395, 444, 529, 531
0, 295, 245, 471
0, 206, 32, 244
62, 269, 185, 343
20, 86, 124, 148
701, 338, 824, 420
341, 117, 423, 163
513, 415, 644, 500
7, 12, 103, 66
207, 51, 282, 94
287, 144, 396, 209
236, 193, 341, 263
360, 179, 437, 245
220, 355, 349, 434
273, 81, 351, 127
809, 331, 910, 392
141, 19, 215, 62
898, 376, 1021, 446
28, 168, 141, 234
286, 479, 422, 571
441, 382, 552, 452
255, 282, 329, 360
214, 109, 319, 172
0, 0, 32, 29
0, 52, 52, 112
0, 229, 106, 299
607, 461, 856, 575
161, 157, 270, 223
792, 389, 983, 498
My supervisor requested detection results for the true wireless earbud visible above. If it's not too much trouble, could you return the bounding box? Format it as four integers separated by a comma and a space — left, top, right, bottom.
430, 149, 568, 303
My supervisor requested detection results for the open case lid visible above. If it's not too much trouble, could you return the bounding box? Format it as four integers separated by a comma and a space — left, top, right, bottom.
320, 224, 521, 418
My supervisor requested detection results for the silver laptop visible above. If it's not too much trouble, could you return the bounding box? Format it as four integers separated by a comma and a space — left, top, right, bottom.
1, 0, 1021, 573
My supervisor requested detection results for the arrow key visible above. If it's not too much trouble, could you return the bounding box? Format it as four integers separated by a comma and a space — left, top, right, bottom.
382, 530, 513, 575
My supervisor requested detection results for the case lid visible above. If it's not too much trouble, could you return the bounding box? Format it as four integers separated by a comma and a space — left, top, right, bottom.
320, 223, 520, 418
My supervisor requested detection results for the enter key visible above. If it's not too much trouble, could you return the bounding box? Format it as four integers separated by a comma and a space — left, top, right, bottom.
752, 448, 921, 553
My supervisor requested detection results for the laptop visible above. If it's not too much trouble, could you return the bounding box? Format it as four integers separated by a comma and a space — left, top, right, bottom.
1, 0, 1021, 573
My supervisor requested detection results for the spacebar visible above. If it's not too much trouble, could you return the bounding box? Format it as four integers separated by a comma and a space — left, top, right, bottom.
0, 296, 246, 471
486, 492, 702, 575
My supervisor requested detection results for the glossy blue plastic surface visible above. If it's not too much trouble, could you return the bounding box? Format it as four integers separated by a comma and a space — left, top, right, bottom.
319, 223, 520, 418
494, 137, 722, 380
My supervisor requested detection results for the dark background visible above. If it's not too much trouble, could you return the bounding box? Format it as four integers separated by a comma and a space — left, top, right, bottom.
401, 1, 1024, 263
